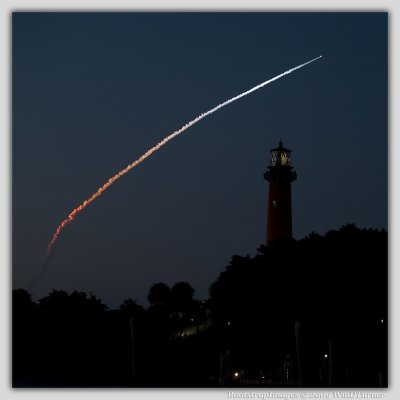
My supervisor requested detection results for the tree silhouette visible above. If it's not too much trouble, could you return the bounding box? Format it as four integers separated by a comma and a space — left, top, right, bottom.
13, 288, 37, 318
38, 289, 107, 316
208, 224, 387, 387
148, 282, 170, 307
12, 289, 38, 385
12, 224, 387, 388
119, 298, 145, 318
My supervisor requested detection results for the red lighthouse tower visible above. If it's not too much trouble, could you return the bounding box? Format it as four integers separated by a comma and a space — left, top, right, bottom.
264, 141, 297, 244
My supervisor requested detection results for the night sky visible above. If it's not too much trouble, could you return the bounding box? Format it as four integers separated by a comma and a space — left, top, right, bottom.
12, 12, 387, 308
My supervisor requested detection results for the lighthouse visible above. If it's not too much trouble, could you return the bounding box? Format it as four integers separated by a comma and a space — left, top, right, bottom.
264, 141, 297, 244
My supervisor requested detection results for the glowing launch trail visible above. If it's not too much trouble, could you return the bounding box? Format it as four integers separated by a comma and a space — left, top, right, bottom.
46, 55, 322, 256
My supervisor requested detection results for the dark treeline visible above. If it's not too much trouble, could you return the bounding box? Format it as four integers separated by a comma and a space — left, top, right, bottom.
13, 224, 387, 387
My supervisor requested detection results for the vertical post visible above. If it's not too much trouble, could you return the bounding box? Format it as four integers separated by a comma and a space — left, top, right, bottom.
129, 317, 135, 382
295, 321, 304, 387
328, 336, 334, 387
219, 350, 231, 387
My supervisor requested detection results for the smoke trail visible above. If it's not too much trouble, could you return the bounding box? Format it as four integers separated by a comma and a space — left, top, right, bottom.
28, 253, 53, 290
46, 55, 322, 259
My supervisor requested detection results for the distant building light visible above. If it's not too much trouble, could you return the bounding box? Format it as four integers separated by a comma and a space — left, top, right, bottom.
227, 321, 231, 326
234, 372, 239, 378
381, 319, 384, 324
324, 354, 328, 358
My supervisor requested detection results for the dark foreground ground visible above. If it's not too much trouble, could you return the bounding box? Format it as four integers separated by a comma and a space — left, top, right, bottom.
13, 225, 388, 388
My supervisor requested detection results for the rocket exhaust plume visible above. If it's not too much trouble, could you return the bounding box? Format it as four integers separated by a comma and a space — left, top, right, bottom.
45, 55, 322, 259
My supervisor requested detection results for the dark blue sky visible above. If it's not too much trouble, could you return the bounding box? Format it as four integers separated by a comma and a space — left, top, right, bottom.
12, 12, 387, 308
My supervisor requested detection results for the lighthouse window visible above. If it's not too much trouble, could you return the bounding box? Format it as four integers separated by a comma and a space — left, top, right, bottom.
273, 200, 278, 208
280, 152, 289, 166
271, 152, 278, 166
